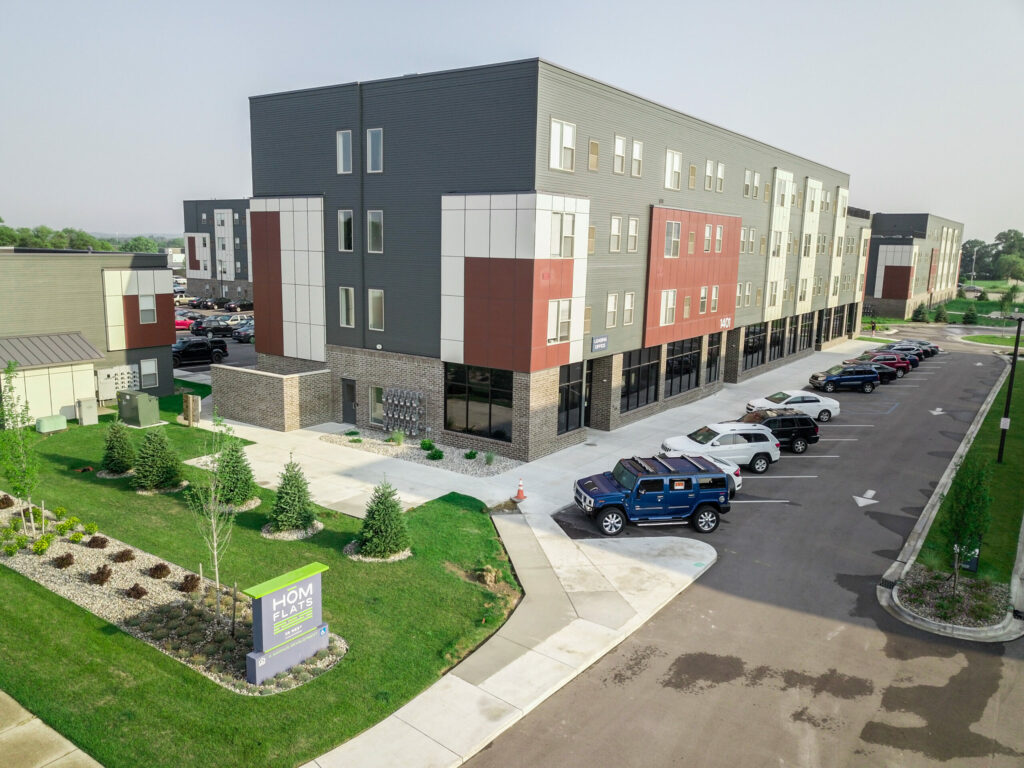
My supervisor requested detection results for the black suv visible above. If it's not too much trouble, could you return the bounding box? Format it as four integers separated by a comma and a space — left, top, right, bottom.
862, 362, 898, 384
191, 318, 235, 338
809, 364, 880, 393
736, 408, 819, 454
172, 338, 228, 367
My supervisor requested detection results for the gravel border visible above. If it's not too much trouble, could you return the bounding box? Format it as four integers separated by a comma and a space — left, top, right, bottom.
343, 540, 413, 563
260, 520, 324, 541
136, 480, 190, 496
227, 497, 262, 513
895, 563, 1011, 628
97, 469, 135, 480
319, 431, 519, 477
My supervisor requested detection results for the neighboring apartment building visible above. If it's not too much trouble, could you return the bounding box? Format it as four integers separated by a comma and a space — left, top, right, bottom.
219, 58, 867, 460
864, 213, 963, 319
0, 248, 176, 420
182, 199, 252, 299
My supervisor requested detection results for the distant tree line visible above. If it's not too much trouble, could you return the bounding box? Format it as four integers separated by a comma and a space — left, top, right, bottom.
0, 216, 183, 253
961, 229, 1024, 281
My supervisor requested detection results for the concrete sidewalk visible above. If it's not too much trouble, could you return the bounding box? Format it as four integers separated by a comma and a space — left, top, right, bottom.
0, 691, 101, 768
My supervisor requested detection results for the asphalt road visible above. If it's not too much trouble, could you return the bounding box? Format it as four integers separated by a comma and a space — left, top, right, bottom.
468, 337, 1024, 767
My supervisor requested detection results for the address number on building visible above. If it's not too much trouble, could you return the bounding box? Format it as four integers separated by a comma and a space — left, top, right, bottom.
719, 318, 732, 329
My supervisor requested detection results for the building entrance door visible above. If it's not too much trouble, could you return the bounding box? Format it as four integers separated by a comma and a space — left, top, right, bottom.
583, 362, 593, 427
341, 378, 356, 424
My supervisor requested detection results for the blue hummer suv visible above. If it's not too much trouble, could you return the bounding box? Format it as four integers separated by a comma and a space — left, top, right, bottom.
574, 455, 731, 536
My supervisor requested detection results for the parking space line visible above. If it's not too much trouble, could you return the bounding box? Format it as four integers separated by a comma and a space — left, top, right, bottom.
744, 475, 818, 479
824, 424, 874, 427
730, 500, 791, 504
779, 454, 840, 458
819, 437, 857, 441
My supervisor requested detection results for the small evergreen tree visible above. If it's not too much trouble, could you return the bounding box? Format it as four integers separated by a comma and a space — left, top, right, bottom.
101, 420, 135, 474
132, 430, 182, 490
0, 361, 40, 503
978, 290, 990, 301
358, 480, 409, 558
269, 458, 316, 531
940, 455, 992, 596
911, 303, 929, 322
962, 304, 979, 325
217, 437, 257, 506
933, 304, 948, 323
956, 286, 966, 299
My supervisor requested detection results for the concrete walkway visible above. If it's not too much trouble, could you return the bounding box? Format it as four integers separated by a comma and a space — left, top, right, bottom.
0, 691, 101, 768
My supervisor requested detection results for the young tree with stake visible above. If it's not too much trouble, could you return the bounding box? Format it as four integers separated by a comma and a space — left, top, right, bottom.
940, 455, 992, 596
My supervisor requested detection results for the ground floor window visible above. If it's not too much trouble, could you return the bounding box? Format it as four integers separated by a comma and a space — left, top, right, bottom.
743, 323, 767, 371
787, 318, 798, 355
799, 313, 813, 350
558, 363, 584, 435
846, 304, 857, 334
665, 338, 701, 397
620, 347, 660, 413
444, 364, 513, 442
831, 306, 845, 339
768, 324, 785, 361
140, 359, 158, 388
816, 309, 828, 345
369, 386, 384, 425
706, 333, 721, 383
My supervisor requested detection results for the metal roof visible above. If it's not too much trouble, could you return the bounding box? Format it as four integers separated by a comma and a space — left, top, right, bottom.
0, 333, 104, 370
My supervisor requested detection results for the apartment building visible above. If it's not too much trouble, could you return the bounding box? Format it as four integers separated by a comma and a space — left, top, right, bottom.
217, 59, 867, 460
182, 199, 252, 299
864, 213, 963, 319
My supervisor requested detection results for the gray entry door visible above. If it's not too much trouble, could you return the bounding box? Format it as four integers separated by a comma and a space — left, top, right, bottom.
342, 378, 356, 424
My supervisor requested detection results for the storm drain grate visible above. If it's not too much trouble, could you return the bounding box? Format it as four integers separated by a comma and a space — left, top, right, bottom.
879, 578, 897, 590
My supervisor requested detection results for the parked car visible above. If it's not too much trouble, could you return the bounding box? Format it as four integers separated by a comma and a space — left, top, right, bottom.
873, 348, 920, 368
898, 339, 941, 356
213, 313, 250, 326
174, 315, 194, 330
875, 343, 926, 363
232, 323, 255, 344
809, 364, 880, 393
187, 296, 212, 309
862, 362, 899, 385
662, 422, 781, 474
660, 452, 743, 498
212, 296, 232, 309
190, 318, 235, 338
174, 294, 196, 306
225, 298, 254, 312
746, 390, 841, 423
845, 352, 911, 377
574, 455, 731, 536
735, 408, 820, 454
171, 338, 228, 367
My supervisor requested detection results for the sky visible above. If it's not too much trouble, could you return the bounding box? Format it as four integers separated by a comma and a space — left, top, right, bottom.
1, 0, 1021, 243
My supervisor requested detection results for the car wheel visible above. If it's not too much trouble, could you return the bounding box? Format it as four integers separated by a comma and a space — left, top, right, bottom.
823, 382, 836, 393
791, 437, 808, 454
206, 331, 214, 338
596, 507, 625, 537
692, 505, 719, 534
172, 357, 181, 367
862, 382, 875, 393
749, 454, 770, 474
211, 351, 223, 363
817, 409, 832, 423
250, 336, 256, 344
896, 368, 905, 378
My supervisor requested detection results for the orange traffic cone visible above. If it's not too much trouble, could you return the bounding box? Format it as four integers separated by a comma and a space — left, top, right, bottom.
512, 478, 527, 503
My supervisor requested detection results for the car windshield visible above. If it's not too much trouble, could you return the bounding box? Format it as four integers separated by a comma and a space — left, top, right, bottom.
766, 392, 789, 404
686, 426, 720, 445
826, 365, 844, 374
611, 461, 638, 491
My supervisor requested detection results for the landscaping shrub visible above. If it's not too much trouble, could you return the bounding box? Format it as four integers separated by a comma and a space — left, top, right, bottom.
485, 452, 495, 466
978, 290, 989, 301
0, 494, 13, 509
2, 543, 17, 556
268, 458, 316, 532
11, 517, 22, 532
344, 429, 360, 437
86, 536, 109, 550
179, 573, 201, 593
348, 437, 362, 443
69, 532, 83, 543
83, 522, 98, 535
426, 448, 444, 461
126, 583, 148, 600
419, 439, 435, 451
101, 420, 136, 475
216, 437, 257, 507
390, 429, 406, 446
933, 304, 948, 323
132, 430, 183, 490
55, 520, 74, 536
149, 562, 171, 579
31, 535, 55, 555
956, 286, 966, 299
962, 304, 979, 325
358, 480, 410, 558
89, 564, 113, 586
52, 506, 67, 521
911, 303, 929, 322
464, 450, 478, 460
53, 552, 74, 569
16, 535, 28, 550
112, 548, 135, 563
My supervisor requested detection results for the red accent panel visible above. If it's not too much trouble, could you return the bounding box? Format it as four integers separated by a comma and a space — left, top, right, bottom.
251, 211, 284, 356
881, 266, 913, 299
187, 236, 200, 271
123, 293, 176, 348
643, 208, 741, 348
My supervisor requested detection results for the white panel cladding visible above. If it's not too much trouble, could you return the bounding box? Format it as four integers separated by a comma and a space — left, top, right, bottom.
490, 209, 516, 259
441, 295, 464, 341
308, 286, 325, 327
294, 286, 310, 325
107, 325, 126, 352
295, 326, 311, 360
569, 339, 583, 364
281, 282, 296, 323
154, 269, 173, 295
293, 210, 309, 251
572, 257, 588, 298
122, 270, 136, 296
294, 249, 309, 286
465, 209, 490, 258
441, 210, 465, 257
310, 326, 326, 363
281, 250, 295, 284
214, 208, 236, 281
279, 211, 295, 251
184, 233, 212, 279
440, 339, 464, 365
763, 168, 793, 322
534, 209, 552, 257
280, 198, 294, 212
441, 256, 464, 297
245, 210, 253, 285
137, 269, 155, 297
102, 270, 121, 297
872, 244, 914, 298
795, 177, 823, 315
250, 198, 266, 212
515, 209, 535, 259
283, 320, 297, 357
857, 227, 871, 296
102, 269, 126, 351
440, 195, 467, 364
826, 187, 849, 308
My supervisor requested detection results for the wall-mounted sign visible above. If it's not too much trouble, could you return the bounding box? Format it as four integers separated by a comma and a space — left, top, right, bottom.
243, 562, 330, 684
719, 317, 732, 329
591, 335, 608, 352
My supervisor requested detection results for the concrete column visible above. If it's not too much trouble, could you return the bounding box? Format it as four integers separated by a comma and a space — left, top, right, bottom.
723, 327, 745, 384
588, 354, 621, 431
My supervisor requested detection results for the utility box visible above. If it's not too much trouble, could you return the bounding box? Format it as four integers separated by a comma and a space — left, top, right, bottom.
75, 397, 99, 426
117, 390, 161, 428
35, 415, 68, 434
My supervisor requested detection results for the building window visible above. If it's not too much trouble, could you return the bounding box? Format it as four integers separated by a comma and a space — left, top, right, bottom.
771, 230, 781, 258
747, 228, 756, 254
139, 294, 156, 324
740, 226, 747, 252
769, 323, 785, 361
753, 172, 760, 199
550, 119, 576, 171
704, 160, 714, 191
336, 130, 352, 174
550, 212, 575, 257
621, 347, 660, 413
234, 236, 240, 247
706, 332, 722, 383
140, 358, 158, 388
339, 287, 354, 327
809, 189, 817, 212
627, 217, 639, 252
367, 211, 383, 253
760, 234, 767, 256
688, 164, 697, 189
610, 216, 622, 252
660, 290, 676, 326
665, 221, 681, 258
613, 135, 626, 174
822, 190, 831, 213
778, 181, 787, 207
711, 285, 719, 312
624, 292, 635, 325
367, 128, 383, 173
338, 210, 353, 252
665, 338, 701, 397
699, 286, 708, 314
683, 295, 691, 319
799, 313, 813, 350
743, 323, 767, 371
755, 287, 763, 306
764, 181, 771, 202
716, 162, 725, 193
744, 169, 752, 197
218, 237, 226, 252
583, 305, 592, 334
606, 293, 619, 328
704, 224, 712, 253
587, 225, 596, 255
370, 387, 385, 425
547, 299, 571, 343
588, 140, 599, 171
832, 275, 840, 296
715, 225, 723, 253
558, 363, 584, 435
234, 212, 239, 223
817, 234, 826, 256
784, 278, 792, 302
201, 212, 207, 222
737, 283, 743, 306
368, 289, 384, 331
444, 364, 513, 442
688, 231, 696, 254
631, 140, 643, 177
745, 282, 752, 306
665, 150, 682, 189
803, 233, 811, 257
768, 281, 778, 307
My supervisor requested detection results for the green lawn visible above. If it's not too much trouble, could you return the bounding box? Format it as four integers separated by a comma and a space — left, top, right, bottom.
918, 373, 1024, 582
857, 336, 892, 344
969, 279, 1016, 291
961, 335, 1019, 347
0, 418, 519, 768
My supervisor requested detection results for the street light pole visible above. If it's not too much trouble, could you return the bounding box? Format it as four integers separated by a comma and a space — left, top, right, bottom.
996, 313, 1024, 464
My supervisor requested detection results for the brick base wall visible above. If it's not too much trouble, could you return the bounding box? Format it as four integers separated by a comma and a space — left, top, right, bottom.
211, 365, 331, 431
258, 353, 326, 375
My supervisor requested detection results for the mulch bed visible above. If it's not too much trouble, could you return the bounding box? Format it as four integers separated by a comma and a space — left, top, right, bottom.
895, 563, 1011, 627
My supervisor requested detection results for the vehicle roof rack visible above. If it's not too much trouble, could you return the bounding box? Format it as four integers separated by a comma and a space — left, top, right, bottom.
652, 455, 676, 472
631, 456, 656, 473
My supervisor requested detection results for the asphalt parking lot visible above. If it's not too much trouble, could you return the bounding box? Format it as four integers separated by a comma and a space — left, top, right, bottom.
174, 320, 256, 373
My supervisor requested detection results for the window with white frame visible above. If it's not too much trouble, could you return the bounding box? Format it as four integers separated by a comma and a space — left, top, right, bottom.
217, 214, 225, 227
547, 299, 571, 343
665, 221, 681, 258
736, 283, 743, 305
769, 281, 778, 307
660, 290, 676, 325
716, 162, 725, 193
367, 128, 383, 173
704, 160, 714, 191
822, 190, 831, 213
665, 150, 682, 189
753, 172, 760, 199
234, 236, 240, 247
339, 287, 354, 327
704, 224, 712, 253
817, 233, 826, 256
336, 130, 352, 174
764, 181, 771, 202
631, 140, 643, 177
140, 359, 158, 389
771, 230, 781, 258
139, 294, 156, 324
760, 234, 767, 256
688, 230, 696, 254
784, 278, 791, 301
778, 180, 787, 207
610, 216, 622, 252
338, 210, 353, 252
715, 225, 723, 253
755, 287, 763, 306
550, 212, 575, 257
201, 212, 207, 222
711, 285, 719, 312
368, 289, 384, 331
740, 226, 747, 252
803, 233, 811, 257
589, 140, 599, 171
218, 237, 226, 252
606, 293, 619, 328
234, 212, 239, 223
683, 295, 691, 319
748, 228, 756, 254
549, 119, 576, 171
809, 189, 817, 212
613, 135, 626, 174
832, 275, 840, 296
745, 282, 752, 306
627, 216, 639, 252
624, 292, 635, 325
367, 211, 383, 253
699, 286, 708, 314
836, 236, 844, 256
688, 164, 697, 189
744, 169, 752, 197
587, 225, 595, 255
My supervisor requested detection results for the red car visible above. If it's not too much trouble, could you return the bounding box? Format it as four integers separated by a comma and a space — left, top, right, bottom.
844, 352, 911, 377
174, 316, 193, 330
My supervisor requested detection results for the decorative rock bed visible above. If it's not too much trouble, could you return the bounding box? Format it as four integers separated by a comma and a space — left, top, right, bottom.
260, 520, 324, 541
894, 563, 1011, 628
319, 431, 520, 477
342, 540, 413, 563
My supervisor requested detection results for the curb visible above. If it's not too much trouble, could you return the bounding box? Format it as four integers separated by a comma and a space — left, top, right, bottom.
876, 353, 1024, 642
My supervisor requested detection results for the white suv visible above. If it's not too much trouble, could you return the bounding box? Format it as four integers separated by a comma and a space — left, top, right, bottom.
662, 423, 781, 474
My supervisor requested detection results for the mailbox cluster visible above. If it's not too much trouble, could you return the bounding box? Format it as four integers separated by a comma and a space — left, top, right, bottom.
382, 388, 425, 436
